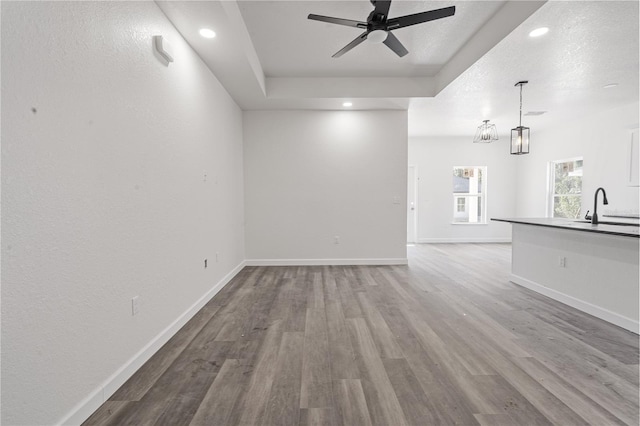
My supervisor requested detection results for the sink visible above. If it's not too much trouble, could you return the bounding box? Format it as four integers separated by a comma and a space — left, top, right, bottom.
574, 220, 640, 227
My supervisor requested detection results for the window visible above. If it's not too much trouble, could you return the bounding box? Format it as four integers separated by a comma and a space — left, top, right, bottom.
549, 158, 583, 218
453, 166, 487, 223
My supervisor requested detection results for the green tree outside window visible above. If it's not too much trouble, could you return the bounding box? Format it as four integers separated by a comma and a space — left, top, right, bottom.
552, 159, 583, 219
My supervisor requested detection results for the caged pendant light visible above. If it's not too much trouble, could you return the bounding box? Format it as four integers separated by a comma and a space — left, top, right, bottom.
511, 80, 530, 155
473, 120, 499, 143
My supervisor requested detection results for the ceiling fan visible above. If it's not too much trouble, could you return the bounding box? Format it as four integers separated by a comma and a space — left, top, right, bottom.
308, 0, 455, 58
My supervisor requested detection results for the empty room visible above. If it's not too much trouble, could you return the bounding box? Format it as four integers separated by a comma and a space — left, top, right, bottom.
2, 1, 639, 425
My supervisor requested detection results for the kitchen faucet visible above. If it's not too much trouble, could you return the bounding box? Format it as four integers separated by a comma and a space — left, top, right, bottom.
587, 187, 608, 225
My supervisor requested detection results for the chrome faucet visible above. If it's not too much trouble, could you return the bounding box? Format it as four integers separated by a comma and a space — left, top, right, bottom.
591, 187, 608, 225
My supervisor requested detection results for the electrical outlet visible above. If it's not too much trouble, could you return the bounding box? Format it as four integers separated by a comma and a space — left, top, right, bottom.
132, 296, 140, 316
558, 257, 567, 268
334, 236, 340, 244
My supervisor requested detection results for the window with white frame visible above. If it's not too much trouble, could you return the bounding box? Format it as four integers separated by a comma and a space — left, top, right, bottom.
453, 166, 487, 223
549, 158, 583, 218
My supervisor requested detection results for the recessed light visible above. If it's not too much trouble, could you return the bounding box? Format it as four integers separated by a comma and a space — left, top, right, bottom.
199, 28, 216, 39
529, 27, 549, 37
343, 102, 353, 107
603, 83, 619, 89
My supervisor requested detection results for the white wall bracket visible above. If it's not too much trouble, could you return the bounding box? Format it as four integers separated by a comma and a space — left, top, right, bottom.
153, 35, 174, 63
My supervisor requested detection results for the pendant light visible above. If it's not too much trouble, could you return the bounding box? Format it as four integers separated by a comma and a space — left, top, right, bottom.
511, 80, 530, 155
473, 120, 499, 143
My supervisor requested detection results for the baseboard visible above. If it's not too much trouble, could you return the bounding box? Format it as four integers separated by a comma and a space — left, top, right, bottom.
245, 258, 408, 266
58, 260, 247, 426
416, 238, 512, 243
510, 273, 639, 334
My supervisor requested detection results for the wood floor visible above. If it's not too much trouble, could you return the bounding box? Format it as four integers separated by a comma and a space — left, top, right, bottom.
85, 244, 639, 426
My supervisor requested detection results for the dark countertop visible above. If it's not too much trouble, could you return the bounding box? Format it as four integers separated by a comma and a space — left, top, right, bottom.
492, 217, 640, 238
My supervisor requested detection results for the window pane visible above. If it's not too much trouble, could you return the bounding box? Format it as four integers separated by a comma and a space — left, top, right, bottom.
453, 167, 483, 194
453, 196, 483, 223
550, 158, 583, 218
453, 166, 486, 223
554, 160, 582, 195
453, 169, 468, 193
553, 195, 581, 219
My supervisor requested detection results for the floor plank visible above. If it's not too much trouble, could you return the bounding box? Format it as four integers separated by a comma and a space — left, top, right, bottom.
234, 319, 284, 426
333, 379, 373, 426
347, 317, 408, 426
300, 306, 333, 409
83, 244, 639, 426
382, 358, 440, 425
189, 358, 246, 425
356, 292, 404, 359
263, 331, 305, 426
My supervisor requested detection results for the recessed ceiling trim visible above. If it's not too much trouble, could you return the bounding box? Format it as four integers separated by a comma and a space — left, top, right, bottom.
266, 77, 436, 99
219, 0, 266, 96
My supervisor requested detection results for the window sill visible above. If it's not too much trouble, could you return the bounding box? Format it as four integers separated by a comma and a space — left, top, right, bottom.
451, 222, 489, 225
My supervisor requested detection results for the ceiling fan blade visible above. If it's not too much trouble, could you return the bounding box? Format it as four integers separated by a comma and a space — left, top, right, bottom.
332, 31, 369, 58
386, 6, 455, 30
383, 32, 408, 57
308, 14, 367, 29
371, 0, 392, 20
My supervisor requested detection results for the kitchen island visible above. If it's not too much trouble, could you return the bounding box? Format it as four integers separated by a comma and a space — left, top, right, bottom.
494, 217, 639, 333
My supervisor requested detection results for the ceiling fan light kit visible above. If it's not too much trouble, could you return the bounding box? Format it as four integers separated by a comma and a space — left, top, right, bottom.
308, 0, 455, 58
473, 120, 499, 143
367, 30, 388, 44
511, 81, 531, 155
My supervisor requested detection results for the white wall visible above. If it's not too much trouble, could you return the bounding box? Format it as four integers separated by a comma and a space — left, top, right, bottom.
243, 110, 408, 263
408, 137, 517, 242
1, 2, 245, 424
515, 102, 640, 217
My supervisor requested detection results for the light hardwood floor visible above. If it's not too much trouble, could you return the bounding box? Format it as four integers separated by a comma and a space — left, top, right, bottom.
84, 244, 639, 426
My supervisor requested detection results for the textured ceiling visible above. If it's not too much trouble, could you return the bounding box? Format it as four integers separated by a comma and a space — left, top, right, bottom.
157, 0, 639, 137
408, 0, 640, 137
237, 1, 505, 78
